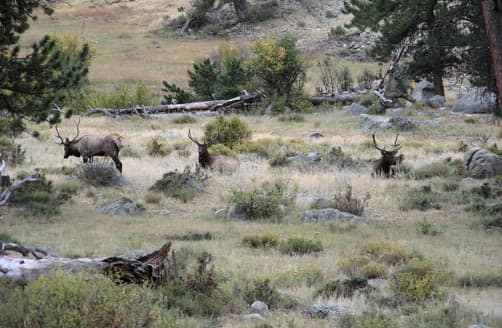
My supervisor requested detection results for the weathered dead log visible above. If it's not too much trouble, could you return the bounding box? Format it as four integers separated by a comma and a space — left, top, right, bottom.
0, 241, 174, 285
310, 93, 364, 106
85, 94, 261, 117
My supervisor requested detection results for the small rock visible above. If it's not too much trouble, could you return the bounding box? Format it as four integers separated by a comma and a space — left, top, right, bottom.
309, 132, 324, 138
249, 301, 269, 317
301, 208, 365, 224
345, 103, 368, 116
302, 303, 351, 319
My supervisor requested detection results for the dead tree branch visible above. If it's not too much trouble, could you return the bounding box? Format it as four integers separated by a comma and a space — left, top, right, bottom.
0, 172, 43, 206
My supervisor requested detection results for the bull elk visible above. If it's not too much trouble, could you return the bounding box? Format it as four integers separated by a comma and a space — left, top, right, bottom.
188, 129, 238, 171
55, 119, 123, 173
371, 132, 403, 178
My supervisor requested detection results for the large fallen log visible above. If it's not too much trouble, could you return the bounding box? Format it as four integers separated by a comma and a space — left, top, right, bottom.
310, 92, 365, 106
85, 94, 261, 117
0, 241, 175, 285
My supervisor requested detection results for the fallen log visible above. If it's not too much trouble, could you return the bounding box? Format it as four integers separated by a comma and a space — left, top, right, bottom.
0, 241, 175, 285
310, 93, 365, 106
85, 94, 261, 117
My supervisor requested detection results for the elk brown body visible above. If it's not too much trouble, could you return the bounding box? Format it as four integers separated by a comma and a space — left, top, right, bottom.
371, 133, 402, 178
55, 120, 123, 173
188, 129, 238, 171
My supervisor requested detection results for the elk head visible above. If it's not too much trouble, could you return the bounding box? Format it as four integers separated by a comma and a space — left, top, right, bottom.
55, 118, 81, 158
371, 132, 403, 178
188, 129, 212, 167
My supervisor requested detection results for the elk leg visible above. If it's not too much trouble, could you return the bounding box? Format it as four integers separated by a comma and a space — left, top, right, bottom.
111, 156, 122, 173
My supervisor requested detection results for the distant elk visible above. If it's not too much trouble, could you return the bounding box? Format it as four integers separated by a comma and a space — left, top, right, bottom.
188, 129, 238, 171
371, 132, 403, 178
55, 119, 123, 173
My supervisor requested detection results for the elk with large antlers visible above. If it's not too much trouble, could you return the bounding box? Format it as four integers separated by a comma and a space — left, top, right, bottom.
371, 132, 403, 178
55, 119, 123, 173
188, 129, 238, 171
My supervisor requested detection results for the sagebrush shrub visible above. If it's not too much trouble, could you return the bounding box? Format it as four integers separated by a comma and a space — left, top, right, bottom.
77, 161, 123, 187
314, 277, 369, 298
147, 136, 172, 157
241, 233, 279, 248
149, 167, 204, 202
279, 237, 323, 255
203, 115, 252, 148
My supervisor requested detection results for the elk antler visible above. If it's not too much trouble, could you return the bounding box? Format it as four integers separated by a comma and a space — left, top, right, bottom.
54, 125, 65, 144
71, 117, 81, 141
188, 129, 203, 146
372, 133, 386, 152
392, 132, 403, 151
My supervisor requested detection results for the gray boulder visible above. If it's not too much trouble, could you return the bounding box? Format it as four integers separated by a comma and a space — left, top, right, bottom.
287, 151, 321, 165
359, 114, 414, 131
301, 208, 365, 224
302, 303, 351, 319
427, 95, 445, 108
97, 198, 144, 215
249, 301, 269, 318
464, 147, 502, 178
345, 103, 368, 116
452, 93, 497, 114
389, 107, 405, 117
412, 80, 436, 104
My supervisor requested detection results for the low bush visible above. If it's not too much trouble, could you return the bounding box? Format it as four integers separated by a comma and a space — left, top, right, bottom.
416, 219, 438, 236
0, 270, 159, 328
275, 266, 325, 288
390, 259, 451, 303
279, 237, 323, 255
149, 168, 204, 202
317, 145, 357, 169
77, 160, 123, 187
120, 145, 141, 158
328, 25, 346, 39
457, 272, 502, 287
229, 179, 296, 221
241, 233, 279, 248
315, 277, 369, 299
0, 232, 19, 243
147, 136, 172, 157
337, 255, 388, 279
236, 138, 312, 159
400, 185, 441, 211
10, 174, 70, 218
331, 185, 369, 216
171, 114, 197, 124
144, 191, 161, 204
57, 181, 80, 195
208, 143, 235, 156
359, 242, 417, 266
412, 158, 465, 179
166, 232, 214, 241
277, 113, 306, 122
203, 115, 252, 148
242, 278, 297, 310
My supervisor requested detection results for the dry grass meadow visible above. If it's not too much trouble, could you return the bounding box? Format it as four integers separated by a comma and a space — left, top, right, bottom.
2, 0, 502, 327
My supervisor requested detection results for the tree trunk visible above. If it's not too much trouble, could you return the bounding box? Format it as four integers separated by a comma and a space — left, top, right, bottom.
480, 0, 502, 114
232, 0, 249, 18
0, 242, 176, 285
432, 70, 445, 97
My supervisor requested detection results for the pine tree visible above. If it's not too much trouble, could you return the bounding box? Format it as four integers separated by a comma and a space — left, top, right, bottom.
343, 0, 493, 97
0, 0, 91, 135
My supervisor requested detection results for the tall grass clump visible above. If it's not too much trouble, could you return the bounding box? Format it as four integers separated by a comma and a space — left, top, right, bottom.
412, 158, 465, 179
228, 179, 296, 221
279, 237, 323, 255
400, 185, 441, 211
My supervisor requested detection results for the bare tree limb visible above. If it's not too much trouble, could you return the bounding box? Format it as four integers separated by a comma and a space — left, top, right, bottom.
0, 172, 42, 206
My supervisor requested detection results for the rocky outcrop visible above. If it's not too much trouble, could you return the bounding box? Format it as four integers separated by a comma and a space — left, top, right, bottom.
452, 93, 497, 114
412, 80, 436, 104
359, 114, 414, 131
97, 198, 144, 215
464, 147, 502, 178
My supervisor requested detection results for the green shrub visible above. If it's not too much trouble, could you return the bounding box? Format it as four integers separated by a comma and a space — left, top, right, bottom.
203, 115, 252, 148
318, 145, 356, 169
412, 158, 466, 179
147, 136, 172, 156
0, 137, 25, 166
331, 185, 369, 216
328, 25, 346, 38
337, 255, 388, 279
404, 303, 480, 328
171, 114, 197, 124
144, 191, 161, 204
457, 272, 502, 287
359, 242, 417, 266
208, 143, 235, 156
240, 0, 278, 23
314, 277, 369, 298
243, 278, 283, 309
241, 233, 279, 248
0, 232, 19, 243
279, 237, 323, 255
390, 259, 450, 303
400, 185, 441, 211
360, 261, 389, 279
149, 167, 204, 202
416, 219, 438, 236
0, 270, 158, 328
229, 179, 296, 221
57, 181, 80, 195
10, 174, 69, 218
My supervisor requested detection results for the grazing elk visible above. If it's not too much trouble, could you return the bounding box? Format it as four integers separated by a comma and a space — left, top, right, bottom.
55, 119, 123, 173
371, 132, 403, 178
187, 129, 238, 171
